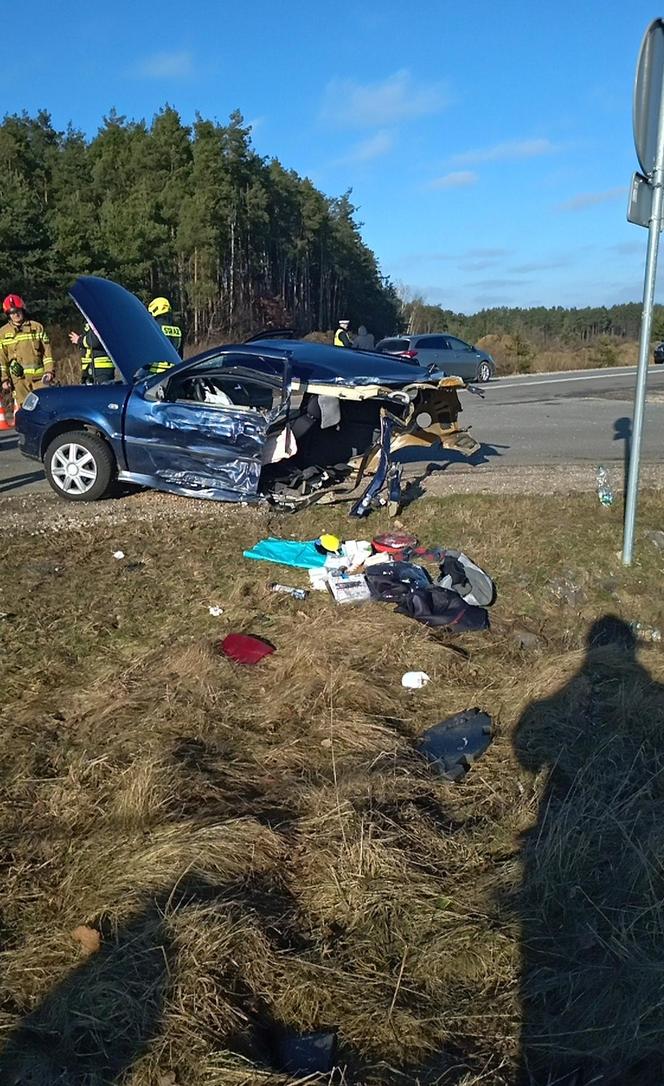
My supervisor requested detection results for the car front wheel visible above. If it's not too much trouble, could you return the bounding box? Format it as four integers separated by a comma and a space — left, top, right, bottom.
476, 361, 492, 383
44, 430, 115, 501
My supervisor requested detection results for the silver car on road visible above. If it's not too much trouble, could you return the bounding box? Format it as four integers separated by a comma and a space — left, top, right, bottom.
375, 333, 495, 382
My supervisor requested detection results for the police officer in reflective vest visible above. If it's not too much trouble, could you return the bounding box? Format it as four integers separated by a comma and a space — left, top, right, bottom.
0, 294, 55, 406
334, 319, 352, 347
148, 297, 182, 373
69, 323, 116, 383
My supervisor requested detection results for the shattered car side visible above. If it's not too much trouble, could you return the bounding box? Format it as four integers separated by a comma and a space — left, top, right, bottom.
16, 277, 480, 515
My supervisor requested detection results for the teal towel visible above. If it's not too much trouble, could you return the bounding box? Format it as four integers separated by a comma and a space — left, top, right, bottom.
243, 537, 328, 569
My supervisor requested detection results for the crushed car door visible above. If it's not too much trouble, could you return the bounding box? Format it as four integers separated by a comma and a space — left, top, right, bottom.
122, 353, 292, 500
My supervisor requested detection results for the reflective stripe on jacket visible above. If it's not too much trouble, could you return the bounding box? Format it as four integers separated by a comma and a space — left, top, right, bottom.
0, 319, 54, 381
79, 329, 115, 382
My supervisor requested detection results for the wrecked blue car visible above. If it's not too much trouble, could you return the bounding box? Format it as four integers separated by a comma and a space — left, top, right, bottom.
16, 277, 480, 514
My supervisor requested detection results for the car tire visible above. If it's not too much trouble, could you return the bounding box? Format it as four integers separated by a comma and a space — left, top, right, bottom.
44, 430, 115, 502
476, 361, 492, 383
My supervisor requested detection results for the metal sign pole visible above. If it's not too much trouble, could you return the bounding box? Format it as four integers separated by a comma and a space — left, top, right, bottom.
623, 66, 664, 565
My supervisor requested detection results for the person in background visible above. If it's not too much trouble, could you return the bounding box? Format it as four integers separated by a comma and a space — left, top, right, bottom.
354, 324, 374, 350
148, 297, 182, 366
69, 324, 116, 383
334, 319, 353, 347
0, 294, 55, 407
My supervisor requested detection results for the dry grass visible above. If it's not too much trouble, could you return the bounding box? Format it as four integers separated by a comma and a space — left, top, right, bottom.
0, 493, 664, 1084
476, 334, 640, 377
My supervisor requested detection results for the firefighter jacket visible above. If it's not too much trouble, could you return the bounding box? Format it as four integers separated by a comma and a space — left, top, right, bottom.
0, 319, 55, 382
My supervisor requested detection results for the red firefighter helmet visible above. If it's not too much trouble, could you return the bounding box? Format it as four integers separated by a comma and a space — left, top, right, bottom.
3, 294, 25, 313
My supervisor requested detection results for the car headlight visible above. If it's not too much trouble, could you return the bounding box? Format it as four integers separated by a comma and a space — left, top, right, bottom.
21, 392, 39, 411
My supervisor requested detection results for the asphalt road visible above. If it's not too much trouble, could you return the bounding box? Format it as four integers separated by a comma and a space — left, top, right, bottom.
1, 364, 663, 498
445, 363, 664, 471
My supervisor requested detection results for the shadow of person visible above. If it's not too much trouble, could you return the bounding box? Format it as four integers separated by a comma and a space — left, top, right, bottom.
514, 616, 664, 1085
0, 874, 344, 1086
0, 899, 172, 1086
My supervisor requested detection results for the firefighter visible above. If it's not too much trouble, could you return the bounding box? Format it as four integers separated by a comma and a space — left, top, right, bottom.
0, 294, 55, 407
334, 319, 353, 348
148, 297, 182, 371
68, 324, 116, 383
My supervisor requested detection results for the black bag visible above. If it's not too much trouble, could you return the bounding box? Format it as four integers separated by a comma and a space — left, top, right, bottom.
365, 562, 432, 602
395, 586, 489, 632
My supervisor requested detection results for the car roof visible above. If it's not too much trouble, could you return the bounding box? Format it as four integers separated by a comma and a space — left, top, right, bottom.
193, 339, 437, 386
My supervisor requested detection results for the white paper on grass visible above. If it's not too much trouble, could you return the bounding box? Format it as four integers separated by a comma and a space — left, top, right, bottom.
308, 568, 330, 591
401, 671, 431, 689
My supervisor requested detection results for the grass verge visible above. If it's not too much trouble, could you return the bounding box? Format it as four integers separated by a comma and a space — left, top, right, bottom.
0, 492, 663, 1084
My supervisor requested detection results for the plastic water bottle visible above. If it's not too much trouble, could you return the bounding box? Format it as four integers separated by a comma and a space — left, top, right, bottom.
631, 622, 662, 643
270, 583, 308, 600
596, 465, 614, 507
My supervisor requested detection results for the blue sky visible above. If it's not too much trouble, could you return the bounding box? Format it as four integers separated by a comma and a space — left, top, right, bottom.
8, 0, 661, 313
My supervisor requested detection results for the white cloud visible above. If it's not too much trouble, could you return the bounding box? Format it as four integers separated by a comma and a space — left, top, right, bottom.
134, 50, 194, 79
556, 186, 628, 212
321, 69, 447, 127
339, 130, 395, 164
427, 170, 478, 191
450, 138, 559, 167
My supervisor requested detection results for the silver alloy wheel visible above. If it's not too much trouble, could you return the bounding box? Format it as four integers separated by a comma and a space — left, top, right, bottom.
478, 361, 492, 383
50, 442, 98, 495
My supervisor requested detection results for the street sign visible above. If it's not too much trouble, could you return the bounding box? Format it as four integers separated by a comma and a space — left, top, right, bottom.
626, 171, 664, 228
634, 18, 664, 176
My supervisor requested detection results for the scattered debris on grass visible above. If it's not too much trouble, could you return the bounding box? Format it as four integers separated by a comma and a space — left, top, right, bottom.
2, 491, 664, 1084
401, 671, 431, 689
270, 583, 308, 600
71, 925, 101, 956
419, 709, 493, 781
219, 632, 276, 664
273, 1027, 338, 1077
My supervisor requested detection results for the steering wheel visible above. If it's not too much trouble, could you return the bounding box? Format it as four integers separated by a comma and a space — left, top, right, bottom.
184, 377, 208, 402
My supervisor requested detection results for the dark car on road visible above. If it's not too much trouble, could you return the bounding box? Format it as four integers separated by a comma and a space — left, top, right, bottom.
375, 333, 495, 382
15, 277, 481, 514
654, 342, 664, 364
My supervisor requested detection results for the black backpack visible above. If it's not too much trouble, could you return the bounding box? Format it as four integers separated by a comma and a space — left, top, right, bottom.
396, 586, 489, 632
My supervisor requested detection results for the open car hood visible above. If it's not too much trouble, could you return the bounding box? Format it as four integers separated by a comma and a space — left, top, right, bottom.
69, 276, 182, 382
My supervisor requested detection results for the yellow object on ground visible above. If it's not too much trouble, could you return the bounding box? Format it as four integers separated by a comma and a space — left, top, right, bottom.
319, 533, 341, 552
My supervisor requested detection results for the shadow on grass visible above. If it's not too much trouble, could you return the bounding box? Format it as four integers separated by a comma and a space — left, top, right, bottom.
0, 896, 171, 1084
515, 615, 664, 1086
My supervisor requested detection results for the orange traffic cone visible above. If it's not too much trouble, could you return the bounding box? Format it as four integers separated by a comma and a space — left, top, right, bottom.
0, 400, 13, 431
